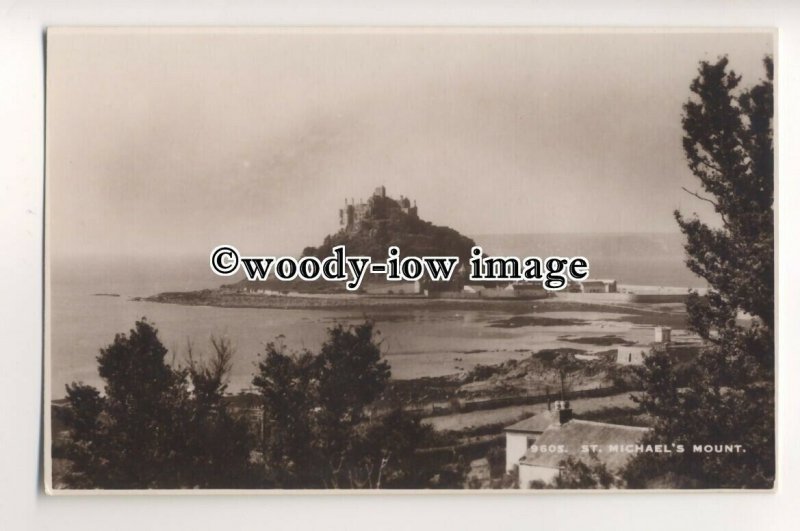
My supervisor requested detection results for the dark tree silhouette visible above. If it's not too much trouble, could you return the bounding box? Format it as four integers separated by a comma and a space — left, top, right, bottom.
313, 321, 391, 485
55, 319, 254, 489
253, 321, 433, 488
252, 340, 318, 487
529, 455, 615, 490
55, 319, 438, 489
624, 56, 774, 488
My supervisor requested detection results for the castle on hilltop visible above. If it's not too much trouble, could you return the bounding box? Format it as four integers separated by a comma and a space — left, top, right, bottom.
339, 185, 418, 229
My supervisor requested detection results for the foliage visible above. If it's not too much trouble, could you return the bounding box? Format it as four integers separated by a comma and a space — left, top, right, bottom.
529, 455, 615, 489
55, 319, 447, 489
350, 408, 436, 488
541, 351, 581, 399
463, 363, 502, 383
253, 321, 435, 488
251, 340, 319, 487
623, 56, 774, 488
56, 319, 254, 489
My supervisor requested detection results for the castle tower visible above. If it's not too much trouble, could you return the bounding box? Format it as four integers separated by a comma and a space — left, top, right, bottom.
339, 186, 421, 227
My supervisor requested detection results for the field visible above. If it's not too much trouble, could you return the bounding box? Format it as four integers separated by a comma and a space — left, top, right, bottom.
422, 392, 640, 432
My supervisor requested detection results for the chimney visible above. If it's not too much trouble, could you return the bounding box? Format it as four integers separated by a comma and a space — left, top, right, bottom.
554, 400, 573, 425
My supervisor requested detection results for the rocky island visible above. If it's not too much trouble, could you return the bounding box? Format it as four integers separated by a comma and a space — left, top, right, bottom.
149, 186, 494, 305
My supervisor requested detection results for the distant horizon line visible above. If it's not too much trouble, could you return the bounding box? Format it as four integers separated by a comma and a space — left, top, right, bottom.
468, 230, 684, 237
51, 231, 688, 262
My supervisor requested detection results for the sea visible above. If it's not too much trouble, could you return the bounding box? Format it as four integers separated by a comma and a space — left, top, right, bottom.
49, 233, 705, 399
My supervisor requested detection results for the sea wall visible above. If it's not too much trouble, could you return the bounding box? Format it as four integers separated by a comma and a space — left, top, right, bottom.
555, 292, 689, 304
629, 293, 690, 303
427, 290, 549, 301
555, 292, 636, 303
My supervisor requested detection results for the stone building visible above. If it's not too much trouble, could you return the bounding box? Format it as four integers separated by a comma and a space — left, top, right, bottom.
577, 279, 618, 293
504, 401, 649, 488
339, 185, 418, 229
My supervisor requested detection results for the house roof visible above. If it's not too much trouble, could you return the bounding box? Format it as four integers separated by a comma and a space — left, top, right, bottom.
518, 420, 649, 472
504, 410, 557, 434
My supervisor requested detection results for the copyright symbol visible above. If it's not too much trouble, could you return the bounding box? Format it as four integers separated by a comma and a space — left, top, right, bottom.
210, 245, 240, 276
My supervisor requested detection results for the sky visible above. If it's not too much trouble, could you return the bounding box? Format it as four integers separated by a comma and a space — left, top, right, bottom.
46, 29, 774, 259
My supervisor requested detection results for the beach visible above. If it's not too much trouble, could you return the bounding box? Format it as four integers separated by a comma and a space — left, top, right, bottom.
49, 233, 702, 399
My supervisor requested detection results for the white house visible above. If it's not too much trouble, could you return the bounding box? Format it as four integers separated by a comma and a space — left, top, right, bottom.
577, 279, 618, 293
503, 409, 558, 472
615, 327, 675, 365
517, 419, 649, 488
615, 344, 650, 365
504, 401, 649, 488
654, 326, 672, 343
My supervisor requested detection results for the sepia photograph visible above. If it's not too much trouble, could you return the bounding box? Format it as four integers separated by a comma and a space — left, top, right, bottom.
44, 28, 775, 492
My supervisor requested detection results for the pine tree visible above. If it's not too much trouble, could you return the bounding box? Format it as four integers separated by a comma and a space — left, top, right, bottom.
252, 322, 437, 489
624, 56, 774, 488
55, 319, 254, 488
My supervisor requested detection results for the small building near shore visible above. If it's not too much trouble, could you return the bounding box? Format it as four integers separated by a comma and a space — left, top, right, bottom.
504, 409, 559, 472
463, 283, 487, 294
577, 279, 618, 293
363, 281, 421, 295
510, 282, 550, 300
517, 416, 649, 488
655, 326, 672, 343
421, 277, 464, 296
504, 401, 650, 488
615, 327, 685, 366
462, 282, 549, 300
616, 345, 650, 365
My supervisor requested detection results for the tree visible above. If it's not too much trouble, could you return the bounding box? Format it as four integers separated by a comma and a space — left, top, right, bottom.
538, 350, 581, 400
252, 340, 319, 487
349, 408, 435, 489
55, 319, 254, 488
527, 455, 615, 490
182, 336, 256, 487
55, 383, 105, 488
313, 321, 391, 485
253, 321, 435, 489
624, 56, 774, 488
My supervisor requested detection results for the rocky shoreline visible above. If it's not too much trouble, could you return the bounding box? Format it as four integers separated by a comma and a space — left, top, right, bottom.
143, 288, 689, 327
